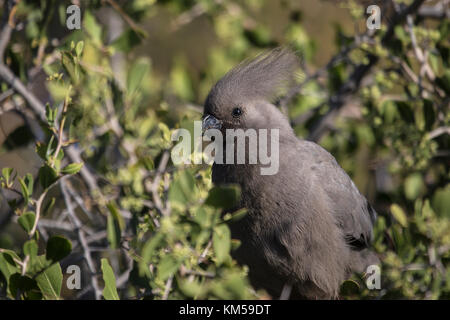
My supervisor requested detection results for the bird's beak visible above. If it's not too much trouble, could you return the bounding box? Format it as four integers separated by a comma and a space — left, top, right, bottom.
202, 114, 222, 133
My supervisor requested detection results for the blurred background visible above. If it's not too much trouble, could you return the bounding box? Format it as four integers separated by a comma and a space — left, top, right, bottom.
0, 0, 449, 300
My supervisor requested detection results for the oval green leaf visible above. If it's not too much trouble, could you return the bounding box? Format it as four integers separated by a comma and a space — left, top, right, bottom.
101, 258, 119, 300
46, 236, 72, 262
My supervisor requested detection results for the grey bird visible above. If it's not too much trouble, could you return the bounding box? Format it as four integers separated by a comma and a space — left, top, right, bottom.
202, 48, 379, 299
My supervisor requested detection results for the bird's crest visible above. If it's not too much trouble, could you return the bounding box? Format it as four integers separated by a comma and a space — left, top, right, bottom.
205, 47, 301, 108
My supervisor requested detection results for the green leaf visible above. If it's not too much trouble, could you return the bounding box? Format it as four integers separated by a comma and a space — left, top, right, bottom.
142, 233, 164, 264
24, 173, 34, 196
340, 279, 361, 296
19, 173, 33, 205
127, 58, 150, 97
193, 207, 211, 228
9, 273, 42, 300
205, 185, 241, 210
179, 278, 204, 298
428, 52, 440, 74
139, 233, 164, 277
213, 224, 231, 266
390, 204, 408, 228
1, 167, 13, 186
42, 197, 56, 216
18, 173, 34, 205
61, 51, 78, 81
18, 178, 30, 205
18, 212, 36, 233
211, 272, 248, 299
45, 104, 57, 127
435, 70, 450, 94
61, 162, 84, 175
83, 11, 102, 45
157, 255, 180, 281
101, 258, 119, 300
395, 101, 415, 123
36, 142, 49, 160
38, 164, 59, 189
107, 212, 121, 249
46, 236, 72, 262
404, 173, 425, 200
75, 41, 84, 57
422, 99, 435, 131
170, 58, 194, 101
432, 185, 450, 218
110, 29, 142, 52
223, 208, 248, 223
35, 256, 63, 300
0, 251, 21, 293
106, 201, 125, 231
168, 170, 197, 205
23, 240, 38, 262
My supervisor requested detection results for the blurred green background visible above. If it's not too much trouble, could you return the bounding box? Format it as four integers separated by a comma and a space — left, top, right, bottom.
0, 0, 449, 300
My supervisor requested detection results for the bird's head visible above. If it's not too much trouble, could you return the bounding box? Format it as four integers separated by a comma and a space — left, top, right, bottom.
202, 48, 300, 137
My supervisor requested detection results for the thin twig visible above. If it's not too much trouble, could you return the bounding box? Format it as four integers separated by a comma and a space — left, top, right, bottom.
171, 0, 224, 31
102, 0, 146, 37
162, 275, 173, 300
149, 151, 170, 217
418, 1, 450, 19
61, 177, 102, 300
0, 64, 100, 193
0, 0, 19, 63
50, 91, 70, 168
29, 190, 49, 236
427, 126, 450, 140
65, 179, 96, 221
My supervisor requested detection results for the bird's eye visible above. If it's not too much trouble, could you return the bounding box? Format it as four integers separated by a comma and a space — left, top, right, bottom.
232, 107, 242, 118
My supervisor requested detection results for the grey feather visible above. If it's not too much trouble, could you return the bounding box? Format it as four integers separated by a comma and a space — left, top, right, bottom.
205, 47, 300, 115
204, 48, 379, 299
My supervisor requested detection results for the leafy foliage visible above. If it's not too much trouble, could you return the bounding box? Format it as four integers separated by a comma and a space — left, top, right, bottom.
0, 0, 449, 300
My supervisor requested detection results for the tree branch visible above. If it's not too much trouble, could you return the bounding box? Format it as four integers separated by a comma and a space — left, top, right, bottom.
0, 0, 18, 63
306, 0, 427, 142
60, 177, 102, 300
418, 1, 450, 19
0, 64, 100, 193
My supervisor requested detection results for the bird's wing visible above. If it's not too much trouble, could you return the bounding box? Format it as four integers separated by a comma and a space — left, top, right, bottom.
300, 141, 377, 250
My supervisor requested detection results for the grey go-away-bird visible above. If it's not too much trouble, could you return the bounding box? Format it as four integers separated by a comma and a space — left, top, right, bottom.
202, 48, 379, 299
